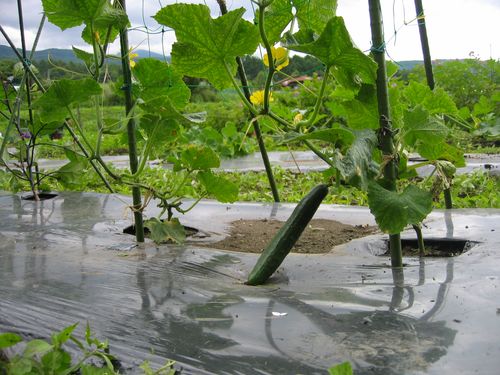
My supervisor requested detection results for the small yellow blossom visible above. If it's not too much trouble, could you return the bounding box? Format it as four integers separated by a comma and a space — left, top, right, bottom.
293, 112, 303, 124
263, 46, 289, 71
94, 31, 101, 43
250, 90, 273, 105
129, 48, 139, 68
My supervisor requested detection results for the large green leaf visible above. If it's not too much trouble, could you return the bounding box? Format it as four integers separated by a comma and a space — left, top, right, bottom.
417, 141, 465, 167
403, 81, 457, 115
181, 145, 220, 171
198, 171, 238, 203
42, 0, 128, 42
145, 217, 186, 244
368, 183, 433, 234
72, 46, 94, 67
155, 4, 260, 89
132, 58, 190, 110
279, 127, 355, 148
334, 130, 378, 189
293, 0, 338, 35
30, 116, 63, 138
402, 106, 448, 148
260, 0, 293, 44
34, 78, 102, 123
54, 150, 88, 187
389, 85, 404, 129
473, 95, 495, 116
289, 17, 376, 85
42, 0, 89, 30
140, 115, 180, 148
341, 84, 379, 129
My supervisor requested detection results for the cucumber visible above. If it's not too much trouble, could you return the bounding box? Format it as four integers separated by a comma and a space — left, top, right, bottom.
246, 184, 329, 285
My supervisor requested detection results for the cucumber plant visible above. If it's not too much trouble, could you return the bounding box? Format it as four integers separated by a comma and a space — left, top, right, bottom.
16, 0, 240, 243
156, 0, 464, 265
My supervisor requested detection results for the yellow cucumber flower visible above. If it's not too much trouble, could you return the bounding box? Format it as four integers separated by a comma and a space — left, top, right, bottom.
263, 46, 289, 71
293, 112, 303, 124
250, 90, 273, 106
129, 48, 139, 68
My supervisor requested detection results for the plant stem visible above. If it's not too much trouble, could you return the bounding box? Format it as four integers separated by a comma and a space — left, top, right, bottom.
63, 122, 115, 193
257, 4, 276, 112
118, 0, 145, 243
217, 0, 280, 202
304, 66, 330, 127
412, 224, 426, 256
303, 140, 335, 167
443, 189, 453, 209
0, 24, 45, 93
66, 106, 98, 153
224, 62, 258, 115
368, 0, 402, 268
414, 0, 453, 209
0, 78, 25, 160
267, 111, 293, 128
90, 24, 101, 80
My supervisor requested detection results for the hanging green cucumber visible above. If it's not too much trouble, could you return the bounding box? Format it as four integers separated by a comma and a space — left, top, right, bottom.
246, 184, 329, 286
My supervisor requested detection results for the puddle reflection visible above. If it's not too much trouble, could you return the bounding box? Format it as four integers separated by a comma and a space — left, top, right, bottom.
129, 252, 458, 374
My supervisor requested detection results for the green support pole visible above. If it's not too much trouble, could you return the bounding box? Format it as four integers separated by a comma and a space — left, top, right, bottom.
118, 0, 145, 242
368, 0, 403, 268
216, 0, 280, 202
17, 0, 38, 200
414, 0, 435, 90
414, 0, 453, 209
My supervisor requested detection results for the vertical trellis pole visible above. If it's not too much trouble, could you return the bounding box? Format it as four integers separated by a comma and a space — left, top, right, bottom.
17, 0, 39, 200
414, 0, 453, 209
117, 0, 145, 242
216, 0, 280, 202
414, 0, 435, 90
368, 0, 403, 268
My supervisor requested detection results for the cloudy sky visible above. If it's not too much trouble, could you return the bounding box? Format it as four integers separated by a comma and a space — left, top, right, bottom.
1, 0, 499, 62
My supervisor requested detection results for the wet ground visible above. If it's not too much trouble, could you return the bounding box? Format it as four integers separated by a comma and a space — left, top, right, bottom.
1, 192, 500, 374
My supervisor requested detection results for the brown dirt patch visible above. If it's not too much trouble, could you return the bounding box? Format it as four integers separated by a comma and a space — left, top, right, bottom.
208, 219, 377, 254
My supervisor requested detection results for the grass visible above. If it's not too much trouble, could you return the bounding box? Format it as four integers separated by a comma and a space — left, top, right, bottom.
2, 164, 498, 209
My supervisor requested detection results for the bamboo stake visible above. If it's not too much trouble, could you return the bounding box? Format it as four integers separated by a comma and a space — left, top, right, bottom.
368, 0, 403, 268
117, 0, 145, 242
414, 0, 453, 209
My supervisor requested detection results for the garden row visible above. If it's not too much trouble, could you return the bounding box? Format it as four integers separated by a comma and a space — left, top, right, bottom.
0, 0, 498, 265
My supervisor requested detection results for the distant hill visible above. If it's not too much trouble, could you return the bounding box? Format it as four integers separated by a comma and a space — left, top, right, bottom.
395, 60, 423, 71
3, 45, 458, 72
0, 45, 167, 63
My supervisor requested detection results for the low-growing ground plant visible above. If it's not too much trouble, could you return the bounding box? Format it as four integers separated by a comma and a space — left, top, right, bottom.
0, 324, 178, 375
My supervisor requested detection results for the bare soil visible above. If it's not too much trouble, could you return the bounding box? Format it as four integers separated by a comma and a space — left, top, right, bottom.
208, 219, 377, 254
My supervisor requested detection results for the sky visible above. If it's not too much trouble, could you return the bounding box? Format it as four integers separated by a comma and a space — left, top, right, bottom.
0, 0, 499, 62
